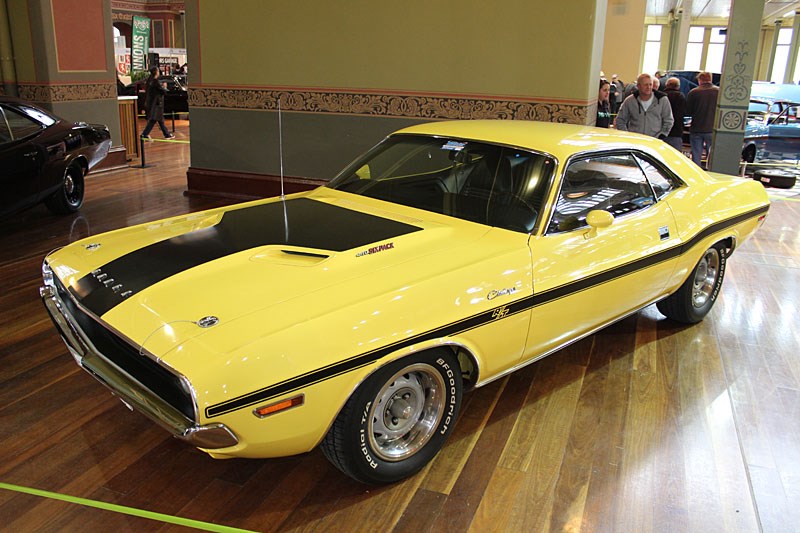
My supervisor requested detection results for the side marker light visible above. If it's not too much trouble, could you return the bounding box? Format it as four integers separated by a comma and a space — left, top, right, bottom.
253, 395, 304, 418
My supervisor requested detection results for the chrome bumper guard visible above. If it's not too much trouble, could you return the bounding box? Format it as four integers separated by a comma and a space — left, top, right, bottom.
40, 283, 238, 450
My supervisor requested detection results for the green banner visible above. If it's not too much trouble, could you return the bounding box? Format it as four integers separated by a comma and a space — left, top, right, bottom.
131, 15, 150, 72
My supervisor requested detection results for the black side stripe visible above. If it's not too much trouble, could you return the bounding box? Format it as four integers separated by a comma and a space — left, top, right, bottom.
205, 204, 769, 418
533, 204, 769, 306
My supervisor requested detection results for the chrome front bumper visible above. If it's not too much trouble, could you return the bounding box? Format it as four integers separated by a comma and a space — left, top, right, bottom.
39, 281, 238, 449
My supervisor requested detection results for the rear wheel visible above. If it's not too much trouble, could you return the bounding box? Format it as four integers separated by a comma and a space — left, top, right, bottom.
321, 349, 462, 484
45, 163, 85, 214
742, 144, 756, 163
657, 243, 727, 323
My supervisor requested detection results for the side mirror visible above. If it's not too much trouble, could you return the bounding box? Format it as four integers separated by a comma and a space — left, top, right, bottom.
586, 210, 614, 228
584, 210, 614, 239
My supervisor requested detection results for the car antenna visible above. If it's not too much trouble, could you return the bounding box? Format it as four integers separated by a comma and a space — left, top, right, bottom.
277, 97, 289, 242
278, 97, 286, 200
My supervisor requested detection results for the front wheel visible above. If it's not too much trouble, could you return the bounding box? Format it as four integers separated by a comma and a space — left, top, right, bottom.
321, 349, 462, 484
45, 163, 85, 214
657, 242, 727, 323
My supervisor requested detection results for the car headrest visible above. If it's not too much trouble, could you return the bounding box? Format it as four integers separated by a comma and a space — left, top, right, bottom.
567, 169, 606, 185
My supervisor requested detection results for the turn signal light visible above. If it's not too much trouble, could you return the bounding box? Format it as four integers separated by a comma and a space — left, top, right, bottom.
253, 395, 304, 418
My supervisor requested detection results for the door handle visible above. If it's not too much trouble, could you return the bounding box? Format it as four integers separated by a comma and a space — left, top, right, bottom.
24, 151, 37, 157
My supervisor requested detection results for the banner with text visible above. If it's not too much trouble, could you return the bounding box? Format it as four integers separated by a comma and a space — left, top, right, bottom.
131, 16, 150, 73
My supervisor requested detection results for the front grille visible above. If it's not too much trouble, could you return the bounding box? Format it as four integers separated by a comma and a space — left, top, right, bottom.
53, 276, 196, 422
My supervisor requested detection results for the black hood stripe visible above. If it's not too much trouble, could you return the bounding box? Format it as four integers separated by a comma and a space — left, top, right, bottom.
205, 204, 769, 418
70, 198, 421, 316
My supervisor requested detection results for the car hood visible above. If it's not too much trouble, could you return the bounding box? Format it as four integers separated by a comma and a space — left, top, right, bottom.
50, 190, 488, 362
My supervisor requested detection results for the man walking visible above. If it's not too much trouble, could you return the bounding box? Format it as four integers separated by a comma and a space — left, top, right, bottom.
686, 71, 719, 167
615, 73, 673, 139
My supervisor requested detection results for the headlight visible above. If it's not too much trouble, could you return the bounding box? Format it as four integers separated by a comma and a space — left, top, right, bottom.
42, 260, 54, 286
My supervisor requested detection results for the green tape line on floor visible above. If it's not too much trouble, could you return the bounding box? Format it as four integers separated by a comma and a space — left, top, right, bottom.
0, 482, 256, 533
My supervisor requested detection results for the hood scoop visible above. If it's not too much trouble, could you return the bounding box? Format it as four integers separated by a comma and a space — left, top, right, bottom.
250, 247, 331, 266
69, 198, 420, 317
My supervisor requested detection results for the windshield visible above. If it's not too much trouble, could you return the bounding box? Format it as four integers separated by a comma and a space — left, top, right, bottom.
327, 134, 555, 233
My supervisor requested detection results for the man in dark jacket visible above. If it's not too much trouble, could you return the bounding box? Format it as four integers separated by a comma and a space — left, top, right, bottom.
663, 77, 687, 151
140, 66, 175, 140
686, 71, 719, 167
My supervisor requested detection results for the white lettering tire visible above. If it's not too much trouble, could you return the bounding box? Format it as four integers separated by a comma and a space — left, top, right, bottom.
657, 242, 727, 323
321, 349, 462, 484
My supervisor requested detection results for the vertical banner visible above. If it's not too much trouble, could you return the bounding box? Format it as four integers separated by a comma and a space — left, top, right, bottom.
131, 16, 151, 72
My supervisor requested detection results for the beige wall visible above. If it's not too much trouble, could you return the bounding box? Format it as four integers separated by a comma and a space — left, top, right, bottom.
197, 0, 602, 103
601, 0, 645, 83
187, 0, 609, 181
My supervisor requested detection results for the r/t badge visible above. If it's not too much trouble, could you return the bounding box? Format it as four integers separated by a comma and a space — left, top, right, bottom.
491, 306, 510, 320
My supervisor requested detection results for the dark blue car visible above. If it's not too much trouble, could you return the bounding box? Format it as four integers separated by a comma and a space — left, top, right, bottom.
743, 98, 800, 163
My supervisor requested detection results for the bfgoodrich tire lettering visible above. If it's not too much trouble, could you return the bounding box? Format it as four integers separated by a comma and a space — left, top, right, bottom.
657, 242, 727, 324
321, 349, 462, 484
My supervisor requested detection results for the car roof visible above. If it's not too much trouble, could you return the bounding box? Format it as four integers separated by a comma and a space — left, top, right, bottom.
750, 97, 800, 105
394, 120, 666, 163
750, 82, 800, 102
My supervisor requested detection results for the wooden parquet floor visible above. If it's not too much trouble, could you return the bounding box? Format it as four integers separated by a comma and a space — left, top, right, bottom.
1, 120, 798, 532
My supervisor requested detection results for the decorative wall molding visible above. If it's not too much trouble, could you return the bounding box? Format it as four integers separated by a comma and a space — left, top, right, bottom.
18, 83, 116, 103
111, 1, 185, 16
189, 86, 591, 124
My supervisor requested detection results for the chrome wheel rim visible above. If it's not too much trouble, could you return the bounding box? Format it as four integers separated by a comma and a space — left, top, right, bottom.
64, 169, 81, 205
368, 363, 445, 462
692, 248, 720, 308
64, 173, 75, 196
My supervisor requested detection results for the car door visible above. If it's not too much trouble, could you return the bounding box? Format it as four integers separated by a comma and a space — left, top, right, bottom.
523, 151, 683, 359
766, 103, 800, 159
0, 105, 46, 216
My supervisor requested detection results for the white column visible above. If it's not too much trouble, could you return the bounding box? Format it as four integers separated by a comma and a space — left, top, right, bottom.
708, 0, 766, 174
766, 20, 782, 81
785, 12, 800, 83
672, 0, 692, 69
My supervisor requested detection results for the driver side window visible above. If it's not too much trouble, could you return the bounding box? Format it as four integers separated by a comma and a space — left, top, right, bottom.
548, 153, 656, 233
0, 108, 11, 144
2, 107, 43, 140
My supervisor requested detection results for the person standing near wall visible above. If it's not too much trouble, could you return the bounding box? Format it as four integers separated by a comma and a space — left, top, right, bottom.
615, 73, 673, 139
596, 79, 612, 128
663, 77, 687, 151
685, 71, 719, 167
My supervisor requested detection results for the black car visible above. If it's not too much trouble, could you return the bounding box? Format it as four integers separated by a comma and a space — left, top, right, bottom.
0, 96, 111, 217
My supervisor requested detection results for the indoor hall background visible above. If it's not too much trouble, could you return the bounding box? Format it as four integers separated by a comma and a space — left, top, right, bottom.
0, 119, 798, 532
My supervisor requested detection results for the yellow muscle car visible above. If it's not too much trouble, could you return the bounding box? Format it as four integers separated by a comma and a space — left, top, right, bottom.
41, 120, 769, 484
